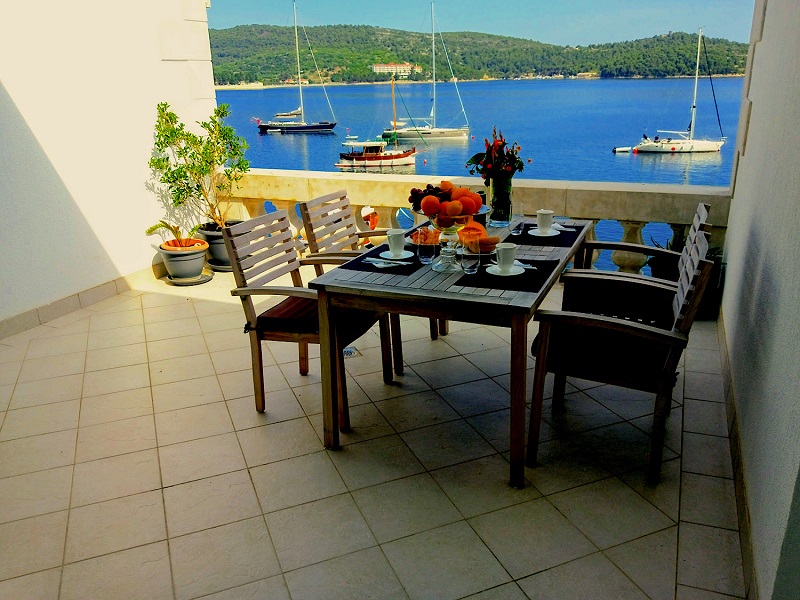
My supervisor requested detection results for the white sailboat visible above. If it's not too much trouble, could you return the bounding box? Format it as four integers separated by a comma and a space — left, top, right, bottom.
256, 1, 336, 134
614, 28, 726, 154
382, 0, 469, 140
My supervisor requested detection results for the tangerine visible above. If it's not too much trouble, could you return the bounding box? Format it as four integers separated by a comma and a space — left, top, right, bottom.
458, 195, 476, 215
438, 200, 451, 216
467, 191, 483, 209
440, 180, 455, 193
450, 187, 471, 201
446, 200, 463, 216
420, 195, 440, 216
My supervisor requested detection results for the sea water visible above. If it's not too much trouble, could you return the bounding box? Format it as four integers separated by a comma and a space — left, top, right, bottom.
218, 77, 742, 260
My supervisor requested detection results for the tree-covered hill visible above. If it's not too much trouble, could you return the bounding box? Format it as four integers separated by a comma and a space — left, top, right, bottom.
209, 25, 748, 85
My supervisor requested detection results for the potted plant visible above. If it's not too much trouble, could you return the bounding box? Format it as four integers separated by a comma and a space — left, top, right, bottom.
145, 220, 209, 282
148, 102, 250, 271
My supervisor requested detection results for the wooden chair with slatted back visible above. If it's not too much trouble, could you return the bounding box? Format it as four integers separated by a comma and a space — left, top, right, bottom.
222, 210, 394, 429
527, 230, 713, 483
299, 190, 446, 376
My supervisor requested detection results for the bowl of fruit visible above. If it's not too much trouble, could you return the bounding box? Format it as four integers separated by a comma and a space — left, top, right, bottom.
408, 181, 489, 234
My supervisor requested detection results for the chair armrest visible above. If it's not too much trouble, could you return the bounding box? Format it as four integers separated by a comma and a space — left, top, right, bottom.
231, 286, 317, 300
301, 252, 361, 267
357, 228, 389, 238
565, 268, 679, 289
535, 309, 688, 348
574, 240, 681, 271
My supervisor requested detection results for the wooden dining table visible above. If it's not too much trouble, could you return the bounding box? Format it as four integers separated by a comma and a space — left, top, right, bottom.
309, 219, 591, 488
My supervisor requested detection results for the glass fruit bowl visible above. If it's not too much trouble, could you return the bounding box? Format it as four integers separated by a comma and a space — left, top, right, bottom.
412, 206, 490, 272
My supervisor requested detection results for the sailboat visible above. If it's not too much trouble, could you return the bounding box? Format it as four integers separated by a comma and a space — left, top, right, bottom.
256, 1, 336, 134
382, 0, 469, 140
613, 28, 726, 154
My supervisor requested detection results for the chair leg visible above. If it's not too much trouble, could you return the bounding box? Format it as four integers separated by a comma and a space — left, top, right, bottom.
647, 388, 671, 484
336, 348, 351, 433
552, 372, 567, 411
438, 319, 449, 336
429, 318, 439, 340
389, 313, 404, 375
377, 315, 394, 384
298, 342, 309, 375
527, 323, 551, 467
250, 333, 266, 413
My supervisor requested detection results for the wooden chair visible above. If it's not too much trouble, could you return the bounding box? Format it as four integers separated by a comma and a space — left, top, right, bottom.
527, 230, 714, 483
222, 210, 394, 430
572, 203, 711, 285
299, 190, 445, 376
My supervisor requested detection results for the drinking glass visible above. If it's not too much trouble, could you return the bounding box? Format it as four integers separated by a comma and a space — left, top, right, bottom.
460, 231, 481, 274
416, 225, 435, 264
509, 197, 525, 236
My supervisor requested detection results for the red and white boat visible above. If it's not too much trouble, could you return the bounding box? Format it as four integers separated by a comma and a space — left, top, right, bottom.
335, 140, 417, 169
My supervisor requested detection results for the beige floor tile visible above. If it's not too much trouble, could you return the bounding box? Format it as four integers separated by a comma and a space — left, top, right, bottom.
680, 473, 739, 530
440, 328, 509, 356
375, 389, 460, 432
683, 432, 734, 478
82, 364, 150, 398
620, 458, 682, 522
401, 420, 496, 471
549, 478, 674, 549
144, 316, 203, 342
141, 291, 192, 309
411, 356, 489, 389
155, 401, 233, 446
218, 365, 289, 400
328, 435, 424, 490
685, 348, 723, 375
0, 428, 77, 479
0, 465, 72, 523
226, 390, 304, 430
675, 585, 741, 599
203, 327, 252, 352
580, 422, 676, 474
285, 546, 407, 600
0, 345, 27, 364
60, 541, 172, 600
266, 339, 319, 363
197, 310, 244, 335
0, 400, 80, 441
88, 310, 144, 333
146, 333, 208, 362
71, 448, 161, 507
149, 352, 215, 386
354, 473, 462, 543
524, 436, 614, 496
159, 432, 245, 487
354, 367, 431, 402
684, 399, 728, 437
605, 526, 678, 600
399, 336, 460, 365
437, 378, 510, 418
383, 521, 511, 600
278, 357, 324, 389
584, 385, 657, 420
170, 517, 280, 600
65, 489, 166, 562
542, 391, 625, 435
518, 552, 648, 600
152, 374, 224, 412
266, 494, 375, 572
465, 346, 534, 378
469, 498, 596, 579
87, 324, 146, 350
432, 455, 541, 518
0, 567, 61, 599
26, 332, 88, 359
251, 451, 347, 514
210, 345, 271, 376
143, 300, 196, 324
9, 373, 83, 410
164, 469, 261, 537
85, 342, 147, 372
0, 511, 67, 580
76, 414, 156, 462
199, 576, 291, 600
684, 372, 726, 403
462, 583, 528, 600
678, 522, 745, 597
237, 418, 322, 467
320, 402, 395, 446
0, 360, 21, 386
79, 387, 153, 427
0, 383, 10, 411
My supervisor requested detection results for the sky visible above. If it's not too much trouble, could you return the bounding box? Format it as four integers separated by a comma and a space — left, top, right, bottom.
206, 0, 755, 46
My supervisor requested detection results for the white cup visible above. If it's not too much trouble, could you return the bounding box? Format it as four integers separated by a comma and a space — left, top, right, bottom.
387, 228, 406, 257
495, 242, 517, 272
536, 209, 554, 234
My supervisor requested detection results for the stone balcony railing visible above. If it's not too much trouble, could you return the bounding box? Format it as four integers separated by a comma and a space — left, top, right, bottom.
221, 168, 731, 273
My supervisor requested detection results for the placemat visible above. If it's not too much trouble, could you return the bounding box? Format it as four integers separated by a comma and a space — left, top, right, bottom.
340, 244, 425, 276
521, 224, 581, 248
454, 259, 562, 293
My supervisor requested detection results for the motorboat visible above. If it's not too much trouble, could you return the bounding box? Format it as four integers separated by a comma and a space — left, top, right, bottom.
335, 140, 417, 169
613, 28, 725, 154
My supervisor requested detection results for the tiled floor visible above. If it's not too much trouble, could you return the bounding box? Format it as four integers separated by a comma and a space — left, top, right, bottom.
0, 269, 746, 599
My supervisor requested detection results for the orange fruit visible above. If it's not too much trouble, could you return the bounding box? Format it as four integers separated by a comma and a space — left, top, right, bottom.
468, 192, 483, 210
458, 195, 476, 215
438, 200, 451, 216
450, 187, 471, 201
440, 180, 455, 193
420, 195, 440, 216
446, 200, 463, 216
458, 222, 487, 240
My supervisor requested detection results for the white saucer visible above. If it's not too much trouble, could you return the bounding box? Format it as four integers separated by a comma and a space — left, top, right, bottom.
529, 228, 560, 237
380, 250, 414, 260
486, 265, 525, 276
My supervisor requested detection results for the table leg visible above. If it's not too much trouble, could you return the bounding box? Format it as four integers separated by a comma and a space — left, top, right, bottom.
318, 290, 340, 450
509, 313, 528, 488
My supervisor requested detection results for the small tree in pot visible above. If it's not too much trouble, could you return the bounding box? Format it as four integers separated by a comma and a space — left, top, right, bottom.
149, 102, 250, 270
145, 220, 209, 282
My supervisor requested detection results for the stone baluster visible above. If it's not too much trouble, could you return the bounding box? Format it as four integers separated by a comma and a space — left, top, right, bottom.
586, 220, 600, 268
669, 223, 686, 250
611, 220, 647, 273
269, 199, 303, 239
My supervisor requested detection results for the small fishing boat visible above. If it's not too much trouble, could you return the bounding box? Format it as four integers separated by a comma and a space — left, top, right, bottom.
613, 28, 726, 154
335, 140, 417, 169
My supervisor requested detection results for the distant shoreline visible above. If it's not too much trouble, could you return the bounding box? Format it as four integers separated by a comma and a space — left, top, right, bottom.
215, 74, 743, 91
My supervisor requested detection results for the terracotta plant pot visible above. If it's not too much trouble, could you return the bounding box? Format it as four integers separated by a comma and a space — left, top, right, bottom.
157, 238, 209, 280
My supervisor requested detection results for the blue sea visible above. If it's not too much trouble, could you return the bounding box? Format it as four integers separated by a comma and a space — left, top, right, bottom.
218, 77, 742, 256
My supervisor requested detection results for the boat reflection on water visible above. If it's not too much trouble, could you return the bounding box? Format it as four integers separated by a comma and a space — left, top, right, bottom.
336, 164, 417, 175
619, 149, 724, 185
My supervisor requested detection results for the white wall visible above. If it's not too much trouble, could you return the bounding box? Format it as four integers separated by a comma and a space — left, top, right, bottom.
0, 0, 216, 322
723, 0, 800, 597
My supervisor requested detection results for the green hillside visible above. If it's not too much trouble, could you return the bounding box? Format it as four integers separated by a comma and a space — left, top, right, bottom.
209, 25, 748, 85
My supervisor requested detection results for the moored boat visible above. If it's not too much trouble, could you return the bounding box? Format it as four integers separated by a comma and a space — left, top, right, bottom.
335, 140, 417, 169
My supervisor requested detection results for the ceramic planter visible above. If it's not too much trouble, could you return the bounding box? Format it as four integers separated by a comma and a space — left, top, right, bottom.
198, 221, 242, 271
157, 239, 209, 281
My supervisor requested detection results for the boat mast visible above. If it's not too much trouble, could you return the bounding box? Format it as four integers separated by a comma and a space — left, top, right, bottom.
689, 27, 703, 141
293, 0, 305, 123
431, 0, 436, 128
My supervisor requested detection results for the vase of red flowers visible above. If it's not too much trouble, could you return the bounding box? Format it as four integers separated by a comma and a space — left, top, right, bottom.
466, 127, 525, 227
